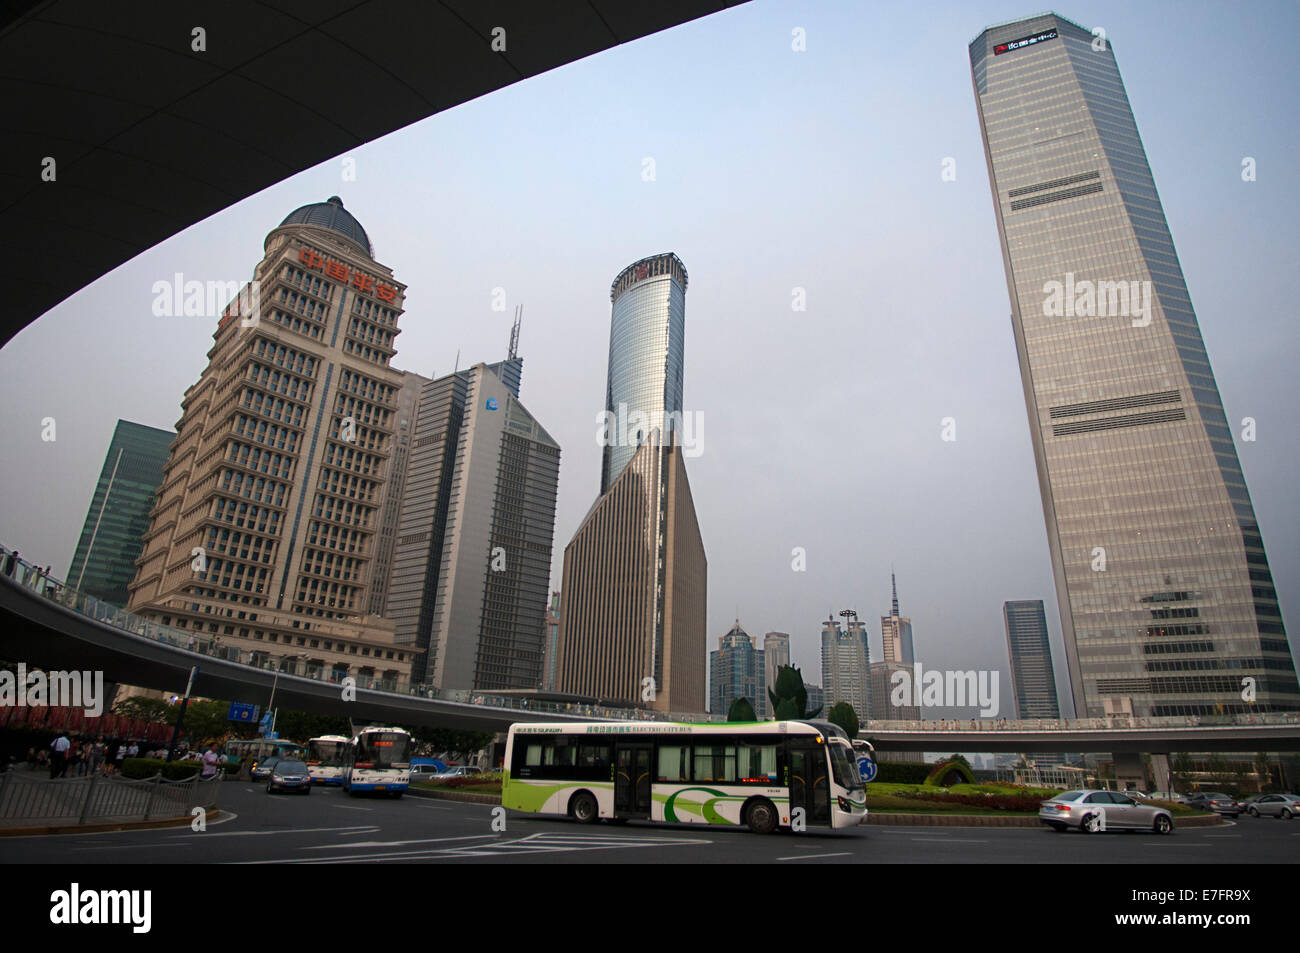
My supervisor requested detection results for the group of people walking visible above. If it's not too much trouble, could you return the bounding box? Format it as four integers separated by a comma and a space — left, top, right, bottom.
36, 734, 155, 779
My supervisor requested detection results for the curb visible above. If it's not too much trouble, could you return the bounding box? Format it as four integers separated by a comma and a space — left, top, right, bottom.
0, 809, 225, 837
863, 811, 1222, 828
406, 787, 500, 805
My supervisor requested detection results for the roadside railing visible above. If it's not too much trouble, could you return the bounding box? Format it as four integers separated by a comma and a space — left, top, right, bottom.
0, 767, 221, 828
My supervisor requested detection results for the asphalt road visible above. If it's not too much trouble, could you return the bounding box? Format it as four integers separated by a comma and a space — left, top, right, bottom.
2, 781, 1296, 863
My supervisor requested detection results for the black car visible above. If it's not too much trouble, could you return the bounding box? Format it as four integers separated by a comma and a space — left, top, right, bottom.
267, 759, 312, 795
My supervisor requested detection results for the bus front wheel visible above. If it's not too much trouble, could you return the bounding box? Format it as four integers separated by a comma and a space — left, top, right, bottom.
746, 799, 778, 834
570, 791, 599, 824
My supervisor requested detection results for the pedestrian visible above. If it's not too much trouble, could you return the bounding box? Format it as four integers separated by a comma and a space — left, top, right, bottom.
114, 739, 127, 771
104, 738, 119, 774
88, 737, 105, 776
49, 732, 70, 779
126, 740, 139, 759
200, 743, 221, 781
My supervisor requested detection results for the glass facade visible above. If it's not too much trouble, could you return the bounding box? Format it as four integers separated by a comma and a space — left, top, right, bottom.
67, 419, 174, 606
1003, 600, 1062, 719
971, 14, 1295, 717
601, 253, 688, 494
709, 623, 766, 717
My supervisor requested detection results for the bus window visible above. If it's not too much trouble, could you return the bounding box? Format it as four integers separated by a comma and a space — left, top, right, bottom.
657, 745, 688, 782
693, 745, 737, 783
524, 744, 544, 767
577, 743, 609, 771
739, 744, 778, 782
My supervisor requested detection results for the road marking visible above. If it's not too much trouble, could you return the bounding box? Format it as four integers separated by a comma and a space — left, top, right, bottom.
404, 801, 452, 810
330, 804, 373, 811
1204, 835, 1240, 838
172, 825, 379, 839
72, 843, 191, 851
243, 831, 712, 864
909, 838, 987, 844
777, 852, 852, 861
302, 834, 499, 850
1145, 843, 1210, 847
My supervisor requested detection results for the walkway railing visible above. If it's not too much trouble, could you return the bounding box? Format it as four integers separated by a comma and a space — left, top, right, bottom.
0, 767, 221, 828
4, 543, 1297, 732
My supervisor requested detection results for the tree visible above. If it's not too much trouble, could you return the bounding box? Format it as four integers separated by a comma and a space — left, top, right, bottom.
272, 709, 350, 742
113, 696, 174, 723
827, 701, 859, 739
727, 697, 757, 722
767, 665, 821, 720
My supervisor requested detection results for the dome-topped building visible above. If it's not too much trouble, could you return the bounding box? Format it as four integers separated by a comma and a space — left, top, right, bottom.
275, 195, 372, 256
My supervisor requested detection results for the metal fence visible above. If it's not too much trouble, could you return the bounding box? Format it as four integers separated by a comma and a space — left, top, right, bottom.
0, 768, 221, 827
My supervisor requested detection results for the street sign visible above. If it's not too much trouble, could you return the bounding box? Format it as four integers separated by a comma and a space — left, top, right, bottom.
857, 756, 877, 783
228, 702, 259, 723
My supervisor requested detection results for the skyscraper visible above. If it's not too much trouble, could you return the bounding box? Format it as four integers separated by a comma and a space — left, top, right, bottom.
880, 572, 914, 665
763, 631, 790, 700
557, 433, 707, 713
600, 253, 688, 494
710, 621, 765, 717
1003, 600, 1061, 719
820, 613, 871, 721
67, 420, 174, 606
387, 357, 558, 691
367, 368, 429, 617
128, 197, 417, 685
971, 15, 1295, 717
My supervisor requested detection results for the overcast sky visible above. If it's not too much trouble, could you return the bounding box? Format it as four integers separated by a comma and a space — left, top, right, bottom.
2, 0, 1296, 717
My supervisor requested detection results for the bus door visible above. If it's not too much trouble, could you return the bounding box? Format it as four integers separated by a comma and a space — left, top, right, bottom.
787, 742, 831, 827
614, 744, 653, 817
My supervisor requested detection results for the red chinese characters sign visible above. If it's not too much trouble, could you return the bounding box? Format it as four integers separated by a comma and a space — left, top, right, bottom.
298, 246, 398, 303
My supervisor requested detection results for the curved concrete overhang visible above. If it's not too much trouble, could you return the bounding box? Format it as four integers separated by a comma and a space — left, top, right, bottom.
0, 0, 747, 347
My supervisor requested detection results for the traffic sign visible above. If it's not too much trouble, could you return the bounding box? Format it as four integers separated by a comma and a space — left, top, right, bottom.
857, 756, 877, 783
228, 702, 259, 722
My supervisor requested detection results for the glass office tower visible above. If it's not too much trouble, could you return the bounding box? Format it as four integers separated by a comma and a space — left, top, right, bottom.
600, 253, 688, 494
1003, 600, 1062, 719
970, 14, 1295, 717
67, 419, 174, 606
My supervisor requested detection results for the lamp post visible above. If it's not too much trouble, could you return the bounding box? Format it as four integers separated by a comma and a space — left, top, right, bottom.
267, 653, 307, 737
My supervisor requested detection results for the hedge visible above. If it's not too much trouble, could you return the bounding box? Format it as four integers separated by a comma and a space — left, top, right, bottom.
874, 761, 933, 784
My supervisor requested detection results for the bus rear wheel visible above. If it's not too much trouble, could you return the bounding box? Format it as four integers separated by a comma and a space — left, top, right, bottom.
570, 791, 599, 824
746, 799, 778, 834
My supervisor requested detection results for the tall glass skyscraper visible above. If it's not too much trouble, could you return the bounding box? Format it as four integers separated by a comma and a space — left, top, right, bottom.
1003, 600, 1061, 719
67, 419, 174, 606
600, 253, 688, 494
971, 14, 1295, 718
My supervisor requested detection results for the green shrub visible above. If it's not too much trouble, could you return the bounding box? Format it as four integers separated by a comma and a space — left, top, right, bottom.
875, 761, 932, 784
121, 757, 210, 780
924, 759, 976, 787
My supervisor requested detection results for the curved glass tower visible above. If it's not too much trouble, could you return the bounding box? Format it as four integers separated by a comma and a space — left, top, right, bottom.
971, 14, 1294, 718
600, 253, 688, 494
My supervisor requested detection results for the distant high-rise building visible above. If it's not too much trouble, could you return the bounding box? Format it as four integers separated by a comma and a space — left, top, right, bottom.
880, 571, 914, 664
805, 683, 825, 719
388, 359, 558, 691
367, 369, 429, 616
600, 253, 688, 494
1003, 600, 1062, 719
820, 613, 871, 721
710, 621, 765, 717
763, 632, 790, 704
542, 591, 561, 691
128, 196, 416, 685
557, 433, 706, 713
870, 661, 920, 722
971, 14, 1295, 716
67, 420, 174, 606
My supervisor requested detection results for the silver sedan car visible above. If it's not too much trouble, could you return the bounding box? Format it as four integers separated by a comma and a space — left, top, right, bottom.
1244, 794, 1300, 819
1039, 790, 1175, 834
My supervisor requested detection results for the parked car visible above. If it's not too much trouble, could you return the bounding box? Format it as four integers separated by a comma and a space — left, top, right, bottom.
250, 755, 282, 782
408, 764, 444, 782
1244, 793, 1300, 819
433, 765, 485, 779
1147, 791, 1190, 804
1185, 792, 1243, 818
1039, 789, 1174, 834
266, 759, 311, 795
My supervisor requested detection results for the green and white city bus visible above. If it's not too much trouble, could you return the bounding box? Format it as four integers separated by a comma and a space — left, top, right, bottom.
502, 720, 866, 833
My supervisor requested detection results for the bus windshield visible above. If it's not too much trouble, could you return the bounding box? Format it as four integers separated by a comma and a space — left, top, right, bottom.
828, 741, 862, 790
306, 739, 347, 765
356, 732, 410, 768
